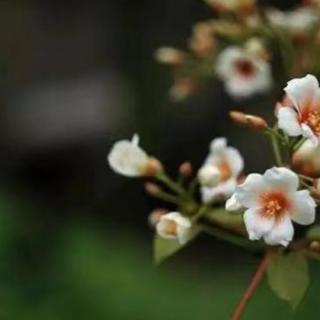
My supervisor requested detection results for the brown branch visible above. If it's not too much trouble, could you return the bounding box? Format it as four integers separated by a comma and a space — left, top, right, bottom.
232, 251, 271, 320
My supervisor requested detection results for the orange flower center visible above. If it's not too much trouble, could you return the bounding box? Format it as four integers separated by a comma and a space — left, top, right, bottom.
306, 110, 320, 136
218, 160, 232, 182
235, 59, 255, 78
165, 221, 178, 236
259, 191, 291, 219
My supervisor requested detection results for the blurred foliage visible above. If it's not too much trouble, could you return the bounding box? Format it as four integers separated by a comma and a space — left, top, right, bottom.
0, 191, 318, 319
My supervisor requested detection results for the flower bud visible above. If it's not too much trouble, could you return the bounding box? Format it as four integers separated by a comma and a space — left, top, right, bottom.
198, 165, 221, 187
145, 182, 161, 196
154, 47, 186, 65
156, 212, 192, 244
169, 78, 197, 101
179, 162, 193, 177
292, 140, 320, 178
229, 111, 267, 131
148, 208, 168, 227
225, 194, 243, 211
144, 157, 163, 177
309, 240, 320, 252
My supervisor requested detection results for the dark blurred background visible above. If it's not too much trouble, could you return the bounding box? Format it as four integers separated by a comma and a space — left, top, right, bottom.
0, 0, 318, 319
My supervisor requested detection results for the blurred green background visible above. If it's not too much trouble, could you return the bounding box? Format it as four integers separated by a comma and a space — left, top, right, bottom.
0, 0, 318, 319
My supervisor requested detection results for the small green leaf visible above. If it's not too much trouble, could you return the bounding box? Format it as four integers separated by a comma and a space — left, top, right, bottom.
267, 252, 309, 309
306, 226, 320, 240
153, 227, 200, 265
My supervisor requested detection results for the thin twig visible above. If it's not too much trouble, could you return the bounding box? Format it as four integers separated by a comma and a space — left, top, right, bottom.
232, 251, 271, 320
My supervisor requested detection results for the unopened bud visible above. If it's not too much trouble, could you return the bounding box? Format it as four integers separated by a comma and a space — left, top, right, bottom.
145, 182, 161, 196
225, 194, 243, 211
198, 165, 221, 187
169, 78, 197, 102
148, 208, 168, 227
179, 162, 193, 177
154, 47, 186, 65
229, 111, 267, 131
144, 157, 163, 177
309, 240, 320, 252
244, 115, 268, 130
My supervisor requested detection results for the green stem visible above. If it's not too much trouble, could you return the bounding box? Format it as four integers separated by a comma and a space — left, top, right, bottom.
152, 191, 180, 205
200, 223, 263, 252
293, 137, 306, 152
270, 132, 283, 166
156, 172, 185, 195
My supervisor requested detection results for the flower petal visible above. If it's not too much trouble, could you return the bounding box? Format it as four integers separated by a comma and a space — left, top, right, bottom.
235, 173, 268, 208
226, 194, 243, 211
243, 208, 274, 240
108, 139, 149, 177
301, 123, 319, 146
224, 147, 244, 177
284, 74, 319, 113
263, 214, 294, 247
264, 167, 299, 193
277, 107, 302, 136
209, 137, 227, 153
201, 179, 237, 204
291, 190, 316, 225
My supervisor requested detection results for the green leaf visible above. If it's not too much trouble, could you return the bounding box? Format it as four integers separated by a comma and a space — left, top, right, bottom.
267, 252, 309, 309
306, 226, 320, 240
153, 227, 201, 265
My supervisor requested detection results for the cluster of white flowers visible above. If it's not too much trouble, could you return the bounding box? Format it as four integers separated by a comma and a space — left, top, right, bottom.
108, 75, 320, 248
216, 40, 271, 99
266, 7, 319, 35
198, 138, 243, 203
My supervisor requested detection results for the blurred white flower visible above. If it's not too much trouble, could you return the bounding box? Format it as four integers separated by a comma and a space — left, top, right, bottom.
266, 7, 318, 34
277, 74, 320, 145
108, 134, 149, 177
227, 167, 316, 247
204, 0, 255, 12
216, 45, 271, 99
200, 138, 244, 204
198, 165, 221, 187
226, 193, 243, 211
156, 212, 192, 244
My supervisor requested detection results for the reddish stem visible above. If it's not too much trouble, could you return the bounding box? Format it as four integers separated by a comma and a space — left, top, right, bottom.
232, 252, 271, 320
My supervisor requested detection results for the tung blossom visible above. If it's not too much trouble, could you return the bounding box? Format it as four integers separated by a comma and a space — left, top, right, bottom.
200, 138, 244, 204
277, 74, 320, 145
266, 7, 318, 35
156, 212, 192, 244
226, 167, 316, 247
216, 44, 271, 99
108, 134, 161, 177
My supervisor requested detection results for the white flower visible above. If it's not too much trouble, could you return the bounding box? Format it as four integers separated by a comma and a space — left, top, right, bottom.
226, 193, 243, 211
108, 134, 149, 177
216, 45, 271, 99
266, 7, 318, 34
227, 167, 316, 247
198, 165, 221, 187
204, 0, 255, 12
200, 138, 244, 204
156, 212, 192, 244
277, 74, 320, 145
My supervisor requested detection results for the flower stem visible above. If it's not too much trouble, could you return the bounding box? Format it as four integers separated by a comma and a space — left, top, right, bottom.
270, 131, 283, 166
231, 251, 271, 320
152, 191, 180, 205
156, 172, 185, 195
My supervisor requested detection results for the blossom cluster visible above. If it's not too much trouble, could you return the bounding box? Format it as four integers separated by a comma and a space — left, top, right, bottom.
108, 75, 320, 249
155, 0, 320, 101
